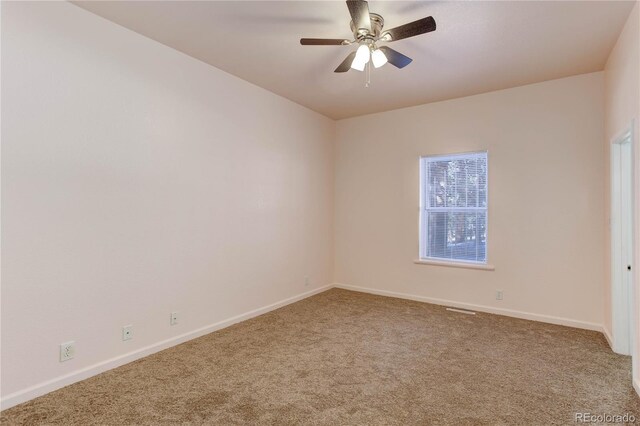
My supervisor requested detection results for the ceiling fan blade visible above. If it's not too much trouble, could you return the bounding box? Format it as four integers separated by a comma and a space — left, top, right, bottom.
382, 16, 436, 41
378, 46, 412, 68
300, 38, 349, 45
346, 0, 371, 33
334, 51, 357, 73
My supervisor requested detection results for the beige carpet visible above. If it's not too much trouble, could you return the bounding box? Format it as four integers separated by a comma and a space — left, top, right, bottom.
2, 288, 639, 425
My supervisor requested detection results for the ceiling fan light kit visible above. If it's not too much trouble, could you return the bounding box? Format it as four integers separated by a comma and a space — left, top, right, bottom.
351, 44, 370, 71
300, 0, 436, 84
371, 48, 388, 68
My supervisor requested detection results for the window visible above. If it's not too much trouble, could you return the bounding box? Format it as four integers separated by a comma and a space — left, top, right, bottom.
419, 152, 488, 264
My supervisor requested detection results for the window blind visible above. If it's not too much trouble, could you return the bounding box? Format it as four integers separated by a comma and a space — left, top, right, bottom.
420, 152, 488, 263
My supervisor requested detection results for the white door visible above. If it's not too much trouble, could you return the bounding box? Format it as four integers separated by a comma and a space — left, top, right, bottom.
611, 127, 634, 356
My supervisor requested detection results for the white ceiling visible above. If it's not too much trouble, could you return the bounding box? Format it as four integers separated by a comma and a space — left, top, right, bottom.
73, 1, 635, 120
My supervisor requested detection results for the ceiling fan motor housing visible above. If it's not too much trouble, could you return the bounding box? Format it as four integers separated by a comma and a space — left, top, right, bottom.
350, 13, 384, 42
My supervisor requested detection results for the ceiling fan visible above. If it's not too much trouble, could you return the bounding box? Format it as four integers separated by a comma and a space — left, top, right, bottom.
300, 0, 436, 73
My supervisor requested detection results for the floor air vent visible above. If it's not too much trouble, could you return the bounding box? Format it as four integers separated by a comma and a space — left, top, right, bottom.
445, 307, 476, 315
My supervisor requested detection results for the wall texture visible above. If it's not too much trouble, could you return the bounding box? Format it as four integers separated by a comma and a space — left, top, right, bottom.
603, 2, 640, 389
1, 1, 334, 405
335, 72, 606, 329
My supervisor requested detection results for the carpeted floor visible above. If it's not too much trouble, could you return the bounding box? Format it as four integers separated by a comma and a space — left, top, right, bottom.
2, 288, 639, 425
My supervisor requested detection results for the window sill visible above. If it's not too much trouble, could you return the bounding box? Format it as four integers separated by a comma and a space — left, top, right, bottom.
413, 259, 495, 271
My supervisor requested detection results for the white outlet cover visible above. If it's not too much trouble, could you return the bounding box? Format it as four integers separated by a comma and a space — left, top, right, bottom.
60, 341, 75, 362
122, 325, 133, 341
170, 312, 179, 326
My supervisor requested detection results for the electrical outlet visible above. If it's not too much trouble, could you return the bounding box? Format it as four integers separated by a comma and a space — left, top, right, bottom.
496, 290, 504, 301
122, 325, 133, 341
170, 312, 179, 326
60, 341, 75, 362
304, 276, 310, 287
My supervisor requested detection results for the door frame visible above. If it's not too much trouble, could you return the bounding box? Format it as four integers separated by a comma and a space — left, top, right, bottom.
610, 120, 636, 358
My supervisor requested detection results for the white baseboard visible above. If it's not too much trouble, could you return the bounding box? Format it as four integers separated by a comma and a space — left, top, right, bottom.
334, 283, 604, 332
0, 284, 333, 411
635, 378, 640, 398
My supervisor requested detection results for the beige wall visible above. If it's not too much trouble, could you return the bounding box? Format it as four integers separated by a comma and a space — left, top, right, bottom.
335, 72, 606, 328
1, 2, 334, 404
603, 2, 640, 387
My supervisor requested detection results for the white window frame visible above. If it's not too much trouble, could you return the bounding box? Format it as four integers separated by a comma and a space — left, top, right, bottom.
416, 151, 494, 270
